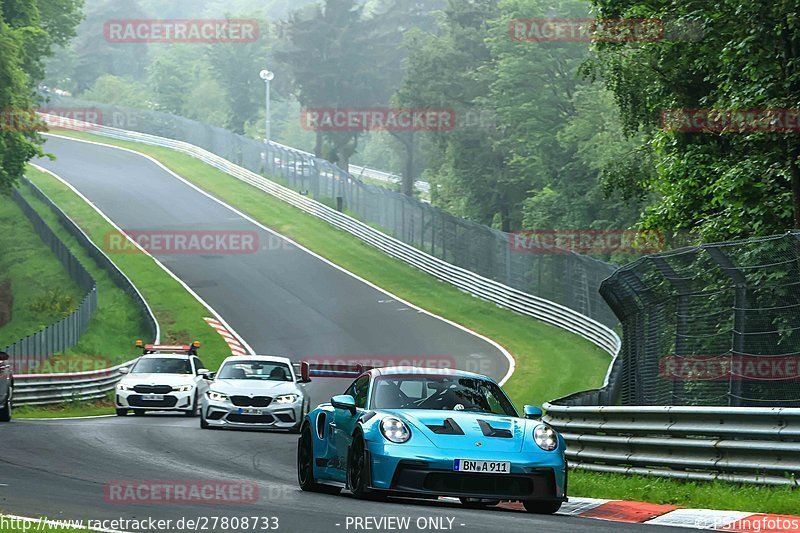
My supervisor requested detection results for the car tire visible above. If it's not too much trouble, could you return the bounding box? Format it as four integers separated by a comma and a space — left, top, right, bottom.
0, 384, 12, 422
200, 414, 211, 429
459, 498, 499, 509
133, 409, 145, 416
115, 408, 128, 417
297, 426, 340, 494
184, 392, 198, 417
348, 433, 384, 500
523, 500, 562, 515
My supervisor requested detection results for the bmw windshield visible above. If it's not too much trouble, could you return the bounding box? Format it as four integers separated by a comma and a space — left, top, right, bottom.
370, 375, 517, 416
132, 358, 192, 374
217, 361, 293, 381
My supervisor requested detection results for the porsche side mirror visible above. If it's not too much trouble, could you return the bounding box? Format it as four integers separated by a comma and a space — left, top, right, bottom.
524, 405, 543, 419
331, 394, 357, 415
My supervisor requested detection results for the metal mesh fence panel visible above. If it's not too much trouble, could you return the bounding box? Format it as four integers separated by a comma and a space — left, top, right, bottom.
46, 96, 620, 329
600, 232, 800, 406
3, 189, 98, 370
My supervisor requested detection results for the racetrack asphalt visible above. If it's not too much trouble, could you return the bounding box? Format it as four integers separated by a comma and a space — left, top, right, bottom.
0, 136, 693, 532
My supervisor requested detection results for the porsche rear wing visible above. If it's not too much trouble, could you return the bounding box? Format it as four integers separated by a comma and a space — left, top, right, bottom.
295, 361, 373, 382
136, 340, 201, 356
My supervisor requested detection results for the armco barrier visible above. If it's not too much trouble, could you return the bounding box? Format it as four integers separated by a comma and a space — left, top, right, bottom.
543, 403, 800, 486
14, 360, 135, 406
40, 116, 621, 358
8, 177, 159, 406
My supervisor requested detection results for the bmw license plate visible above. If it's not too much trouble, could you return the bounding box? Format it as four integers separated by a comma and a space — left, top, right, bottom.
454, 459, 511, 474
238, 408, 262, 415
141, 394, 164, 401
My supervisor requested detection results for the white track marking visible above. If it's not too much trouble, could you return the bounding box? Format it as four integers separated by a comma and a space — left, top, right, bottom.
43, 134, 517, 385
30, 162, 255, 358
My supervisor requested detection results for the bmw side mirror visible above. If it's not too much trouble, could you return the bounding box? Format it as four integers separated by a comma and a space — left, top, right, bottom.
524, 405, 543, 419
331, 394, 357, 415
118, 367, 130, 375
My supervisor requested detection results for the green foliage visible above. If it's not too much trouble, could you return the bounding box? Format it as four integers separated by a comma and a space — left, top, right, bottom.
81, 74, 150, 108
587, 0, 800, 240
29, 288, 76, 314
0, 0, 82, 194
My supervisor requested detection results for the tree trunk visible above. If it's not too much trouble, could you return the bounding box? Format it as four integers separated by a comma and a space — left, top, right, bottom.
790, 142, 800, 229
315, 131, 323, 159
402, 132, 415, 197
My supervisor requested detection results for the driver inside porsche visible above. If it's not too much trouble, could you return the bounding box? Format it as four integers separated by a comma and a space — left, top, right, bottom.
371, 375, 516, 416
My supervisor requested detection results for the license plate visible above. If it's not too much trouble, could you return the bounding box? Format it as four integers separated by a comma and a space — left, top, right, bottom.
238, 408, 262, 415
454, 459, 511, 474
141, 394, 164, 401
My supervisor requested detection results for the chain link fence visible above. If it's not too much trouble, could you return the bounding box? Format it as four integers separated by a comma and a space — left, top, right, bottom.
600, 232, 800, 407
44, 96, 620, 329
2, 188, 97, 370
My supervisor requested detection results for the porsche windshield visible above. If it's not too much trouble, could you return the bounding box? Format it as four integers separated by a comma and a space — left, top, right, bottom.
370, 375, 517, 416
217, 361, 293, 381
132, 358, 192, 375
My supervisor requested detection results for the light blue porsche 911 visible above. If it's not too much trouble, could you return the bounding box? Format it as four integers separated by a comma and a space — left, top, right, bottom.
296, 366, 567, 514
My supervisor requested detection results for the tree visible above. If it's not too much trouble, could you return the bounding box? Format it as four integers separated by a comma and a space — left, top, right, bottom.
587, 0, 800, 240
0, 0, 83, 194
205, 16, 271, 135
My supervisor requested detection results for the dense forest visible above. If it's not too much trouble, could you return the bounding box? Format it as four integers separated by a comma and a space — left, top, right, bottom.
3, 0, 800, 246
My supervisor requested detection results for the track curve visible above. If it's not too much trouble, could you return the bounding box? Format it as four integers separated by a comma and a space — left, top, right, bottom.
0, 136, 690, 532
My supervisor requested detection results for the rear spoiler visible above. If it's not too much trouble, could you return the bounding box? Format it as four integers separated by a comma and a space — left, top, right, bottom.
296, 361, 373, 382
136, 340, 200, 356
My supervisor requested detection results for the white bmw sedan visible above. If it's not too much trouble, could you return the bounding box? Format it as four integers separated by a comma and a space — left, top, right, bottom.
201, 355, 310, 432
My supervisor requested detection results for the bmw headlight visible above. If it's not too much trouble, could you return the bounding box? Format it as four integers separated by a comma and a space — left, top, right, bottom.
275, 394, 299, 404
173, 384, 194, 392
534, 424, 558, 451
207, 390, 228, 402
116, 383, 134, 391
380, 417, 411, 444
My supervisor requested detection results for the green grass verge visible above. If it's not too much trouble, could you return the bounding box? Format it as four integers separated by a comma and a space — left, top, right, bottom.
24, 166, 231, 369
570, 470, 799, 515
47, 131, 611, 408
45, 131, 799, 516
14, 396, 114, 419
14, 182, 151, 364
0, 196, 83, 348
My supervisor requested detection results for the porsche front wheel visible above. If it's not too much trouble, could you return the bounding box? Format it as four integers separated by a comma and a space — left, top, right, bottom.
298, 426, 340, 494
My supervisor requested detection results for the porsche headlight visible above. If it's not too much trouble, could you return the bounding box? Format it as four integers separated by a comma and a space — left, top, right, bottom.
534, 424, 558, 451
116, 383, 134, 391
275, 394, 299, 404
173, 384, 194, 392
207, 390, 228, 402
380, 417, 411, 444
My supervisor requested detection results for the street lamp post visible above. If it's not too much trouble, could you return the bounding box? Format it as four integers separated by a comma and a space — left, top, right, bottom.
259, 69, 275, 172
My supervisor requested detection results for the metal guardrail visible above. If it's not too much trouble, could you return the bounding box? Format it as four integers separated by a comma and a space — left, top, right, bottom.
8, 177, 159, 406
44, 117, 620, 357
14, 360, 135, 406
543, 403, 800, 486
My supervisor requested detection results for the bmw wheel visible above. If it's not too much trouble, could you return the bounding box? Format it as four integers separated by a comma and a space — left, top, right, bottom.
184, 391, 199, 417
